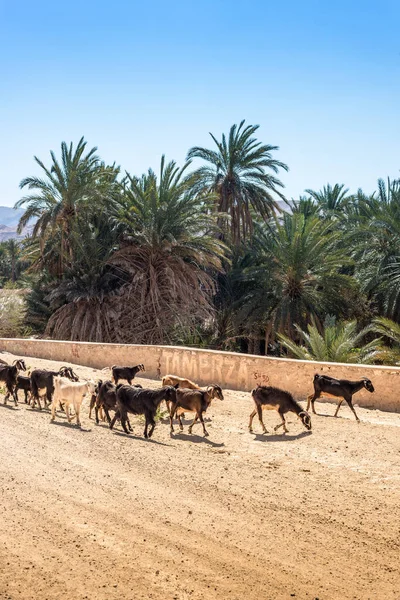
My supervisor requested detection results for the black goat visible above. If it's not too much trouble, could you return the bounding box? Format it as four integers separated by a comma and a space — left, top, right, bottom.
15, 375, 32, 404
249, 386, 312, 434
0, 359, 27, 405
30, 366, 79, 409
306, 374, 374, 422
90, 379, 141, 426
110, 384, 178, 438
111, 363, 145, 385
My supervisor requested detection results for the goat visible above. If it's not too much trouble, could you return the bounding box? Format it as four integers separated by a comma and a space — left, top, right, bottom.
306, 374, 374, 422
161, 374, 200, 389
162, 376, 200, 419
111, 363, 145, 385
51, 377, 95, 426
169, 384, 224, 437
110, 384, 178, 438
0, 359, 27, 406
30, 366, 79, 410
249, 386, 312, 434
15, 375, 32, 404
90, 379, 141, 427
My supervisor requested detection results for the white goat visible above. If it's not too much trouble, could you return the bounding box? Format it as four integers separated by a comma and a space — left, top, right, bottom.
51, 377, 95, 427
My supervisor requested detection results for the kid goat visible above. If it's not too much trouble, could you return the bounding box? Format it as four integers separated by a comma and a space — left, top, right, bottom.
306, 374, 374, 422
249, 386, 312, 434
111, 364, 145, 385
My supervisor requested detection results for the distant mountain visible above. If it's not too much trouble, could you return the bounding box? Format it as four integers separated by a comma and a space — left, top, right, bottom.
0, 207, 32, 241
0, 206, 24, 227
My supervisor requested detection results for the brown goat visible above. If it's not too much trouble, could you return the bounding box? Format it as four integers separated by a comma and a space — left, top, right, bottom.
249, 386, 312, 434
161, 374, 200, 389
169, 385, 224, 437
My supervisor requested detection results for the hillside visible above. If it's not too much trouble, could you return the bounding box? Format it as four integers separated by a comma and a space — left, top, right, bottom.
0, 206, 24, 227
0, 206, 32, 241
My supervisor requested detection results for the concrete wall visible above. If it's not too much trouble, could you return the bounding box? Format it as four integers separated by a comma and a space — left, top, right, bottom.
0, 338, 399, 412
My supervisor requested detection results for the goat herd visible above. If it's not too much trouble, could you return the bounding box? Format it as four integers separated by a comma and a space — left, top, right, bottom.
0, 358, 375, 439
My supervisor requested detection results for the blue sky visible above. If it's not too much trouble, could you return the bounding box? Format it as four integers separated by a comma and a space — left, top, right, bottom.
1, 0, 399, 207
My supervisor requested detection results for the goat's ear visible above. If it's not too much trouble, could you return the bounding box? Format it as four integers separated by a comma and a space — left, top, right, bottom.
174, 383, 179, 389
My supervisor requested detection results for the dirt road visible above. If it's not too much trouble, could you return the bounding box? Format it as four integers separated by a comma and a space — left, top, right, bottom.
0, 353, 399, 600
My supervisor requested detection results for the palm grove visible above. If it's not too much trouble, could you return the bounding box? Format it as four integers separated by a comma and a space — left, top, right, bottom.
8, 121, 400, 364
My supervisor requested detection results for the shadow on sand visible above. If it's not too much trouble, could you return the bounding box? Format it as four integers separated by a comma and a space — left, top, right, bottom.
252, 430, 312, 442
171, 431, 225, 448
111, 430, 172, 447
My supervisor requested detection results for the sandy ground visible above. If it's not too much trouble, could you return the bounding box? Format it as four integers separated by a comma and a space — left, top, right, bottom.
0, 353, 399, 600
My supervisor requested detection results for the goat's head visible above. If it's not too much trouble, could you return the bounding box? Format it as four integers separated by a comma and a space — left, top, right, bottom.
207, 384, 224, 401
362, 378, 374, 393
298, 411, 312, 431
13, 359, 27, 372
136, 364, 145, 372
59, 366, 79, 381
85, 380, 96, 394
164, 385, 178, 402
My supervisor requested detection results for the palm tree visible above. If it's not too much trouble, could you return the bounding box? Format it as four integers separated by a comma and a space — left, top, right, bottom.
5, 239, 21, 283
187, 120, 288, 244
46, 156, 228, 343
278, 317, 385, 364
346, 178, 400, 320
15, 137, 118, 276
368, 317, 400, 364
236, 213, 356, 348
305, 183, 350, 217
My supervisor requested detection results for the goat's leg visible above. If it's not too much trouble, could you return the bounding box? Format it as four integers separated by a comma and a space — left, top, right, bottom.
308, 392, 320, 415
169, 405, 176, 434
145, 414, 156, 439
103, 406, 112, 424
109, 411, 119, 430
334, 398, 344, 417
75, 403, 81, 427
178, 413, 184, 431
248, 409, 257, 433
199, 412, 209, 437
188, 414, 199, 434
257, 405, 267, 434
50, 401, 56, 422
120, 411, 130, 434
345, 395, 360, 422
127, 416, 133, 431
13, 389, 18, 406
274, 411, 289, 434
89, 395, 95, 419
65, 403, 73, 423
